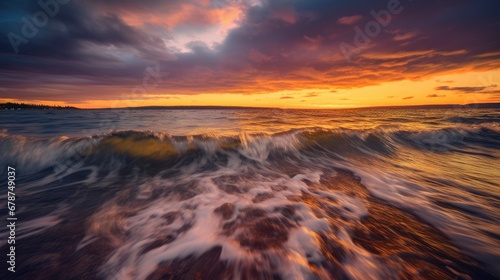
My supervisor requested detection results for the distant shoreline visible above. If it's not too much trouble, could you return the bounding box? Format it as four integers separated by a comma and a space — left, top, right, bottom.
1, 102, 499, 111
0, 102, 78, 110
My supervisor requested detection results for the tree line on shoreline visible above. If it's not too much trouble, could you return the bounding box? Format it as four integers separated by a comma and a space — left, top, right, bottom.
0, 102, 78, 110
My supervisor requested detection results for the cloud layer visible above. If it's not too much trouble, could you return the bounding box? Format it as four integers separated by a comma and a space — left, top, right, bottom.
0, 0, 499, 103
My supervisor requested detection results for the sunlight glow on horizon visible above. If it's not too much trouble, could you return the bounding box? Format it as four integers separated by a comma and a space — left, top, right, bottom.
4, 69, 498, 109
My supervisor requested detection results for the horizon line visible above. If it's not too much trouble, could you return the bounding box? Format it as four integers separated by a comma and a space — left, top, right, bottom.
2, 102, 500, 110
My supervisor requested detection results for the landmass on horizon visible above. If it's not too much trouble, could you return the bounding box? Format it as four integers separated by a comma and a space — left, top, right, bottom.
0, 102, 78, 110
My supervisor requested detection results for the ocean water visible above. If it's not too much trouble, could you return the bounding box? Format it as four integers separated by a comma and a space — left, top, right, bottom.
0, 107, 499, 279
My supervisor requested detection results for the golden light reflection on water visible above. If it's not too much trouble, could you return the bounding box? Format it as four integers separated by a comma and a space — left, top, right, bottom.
100, 136, 179, 160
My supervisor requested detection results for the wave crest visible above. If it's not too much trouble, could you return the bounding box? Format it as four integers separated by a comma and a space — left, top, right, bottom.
1, 124, 498, 174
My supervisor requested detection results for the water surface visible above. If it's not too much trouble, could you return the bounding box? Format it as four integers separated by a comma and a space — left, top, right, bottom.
0, 107, 499, 279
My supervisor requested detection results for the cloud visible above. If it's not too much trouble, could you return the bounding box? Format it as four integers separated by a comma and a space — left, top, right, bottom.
392, 31, 420, 41
434, 85, 497, 93
304, 92, 319, 97
402, 96, 414, 100
480, 90, 500, 94
337, 15, 363, 25
426, 94, 446, 98
280, 96, 294, 99
434, 86, 487, 93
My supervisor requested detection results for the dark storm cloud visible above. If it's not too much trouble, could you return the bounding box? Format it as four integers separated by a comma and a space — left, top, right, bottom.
0, 0, 499, 102
0, 0, 175, 100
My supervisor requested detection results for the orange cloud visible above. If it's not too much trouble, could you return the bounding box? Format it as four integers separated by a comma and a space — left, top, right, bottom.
337, 15, 363, 25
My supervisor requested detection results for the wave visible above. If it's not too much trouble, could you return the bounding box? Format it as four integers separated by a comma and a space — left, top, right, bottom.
445, 115, 500, 124
1, 124, 499, 174
1, 124, 499, 279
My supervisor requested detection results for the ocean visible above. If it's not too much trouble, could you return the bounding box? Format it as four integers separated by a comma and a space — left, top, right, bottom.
0, 107, 499, 279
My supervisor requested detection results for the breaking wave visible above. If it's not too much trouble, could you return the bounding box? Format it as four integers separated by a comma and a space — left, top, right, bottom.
1, 124, 499, 173
0, 124, 499, 279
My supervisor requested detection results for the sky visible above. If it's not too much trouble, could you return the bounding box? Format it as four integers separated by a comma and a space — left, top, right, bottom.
0, 0, 499, 108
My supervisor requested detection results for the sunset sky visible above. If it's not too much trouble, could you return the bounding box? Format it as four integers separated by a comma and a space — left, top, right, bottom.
0, 0, 499, 108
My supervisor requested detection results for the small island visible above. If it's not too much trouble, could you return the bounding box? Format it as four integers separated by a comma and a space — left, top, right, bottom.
0, 102, 79, 110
